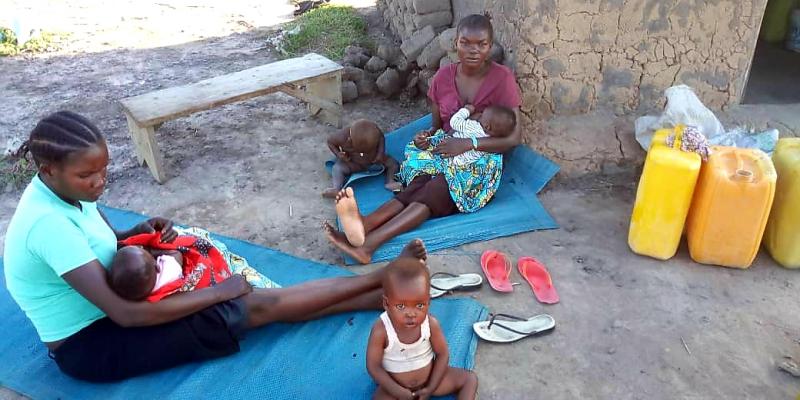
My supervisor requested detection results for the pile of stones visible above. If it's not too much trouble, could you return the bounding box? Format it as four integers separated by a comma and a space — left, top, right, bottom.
338, 0, 503, 103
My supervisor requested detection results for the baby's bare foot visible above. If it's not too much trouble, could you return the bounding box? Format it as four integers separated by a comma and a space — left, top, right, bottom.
322, 188, 339, 199
323, 221, 372, 264
399, 238, 427, 261
334, 187, 366, 247
384, 181, 403, 193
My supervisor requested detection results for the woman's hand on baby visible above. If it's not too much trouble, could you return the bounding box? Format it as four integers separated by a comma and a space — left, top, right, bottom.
133, 217, 179, 242
433, 137, 472, 158
214, 275, 252, 300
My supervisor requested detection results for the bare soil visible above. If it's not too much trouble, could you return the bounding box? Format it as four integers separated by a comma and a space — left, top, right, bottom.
1, 2, 799, 399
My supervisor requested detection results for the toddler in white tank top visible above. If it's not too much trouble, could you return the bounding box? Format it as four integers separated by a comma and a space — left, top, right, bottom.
365, 250, 478, 400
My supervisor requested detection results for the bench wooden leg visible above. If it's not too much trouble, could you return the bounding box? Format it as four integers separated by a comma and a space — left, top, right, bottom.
125, 115, 167, 183
305, 72, 343, 128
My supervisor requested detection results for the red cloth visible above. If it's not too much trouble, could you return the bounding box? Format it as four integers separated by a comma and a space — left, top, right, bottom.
427, 62, 522, 132
119, 232, 232, 302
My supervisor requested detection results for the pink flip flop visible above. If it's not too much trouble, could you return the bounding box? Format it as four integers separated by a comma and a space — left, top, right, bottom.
517, 257, 559, 304
480, 250, 513, 292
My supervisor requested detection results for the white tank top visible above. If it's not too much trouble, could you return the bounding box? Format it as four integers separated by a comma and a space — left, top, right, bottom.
380, 311, 434, 373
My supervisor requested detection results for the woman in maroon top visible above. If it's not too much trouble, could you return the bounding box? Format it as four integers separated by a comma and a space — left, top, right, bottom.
325, 14, 522, 264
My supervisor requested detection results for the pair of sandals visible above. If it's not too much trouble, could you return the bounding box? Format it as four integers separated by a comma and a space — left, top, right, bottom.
481, 250, 559, 304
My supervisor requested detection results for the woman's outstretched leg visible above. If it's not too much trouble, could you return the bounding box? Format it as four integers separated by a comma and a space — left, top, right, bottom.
243, 239, 427, 327
325, 203, 431, 264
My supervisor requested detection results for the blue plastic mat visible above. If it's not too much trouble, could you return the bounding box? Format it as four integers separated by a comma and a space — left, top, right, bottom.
332, 114, 560, 264
0, 206, 487, 400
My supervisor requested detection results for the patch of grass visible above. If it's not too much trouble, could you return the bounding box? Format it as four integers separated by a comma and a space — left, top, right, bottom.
281, 5, 370, 60
1, 27, 67, 57
0, 155, 36, 190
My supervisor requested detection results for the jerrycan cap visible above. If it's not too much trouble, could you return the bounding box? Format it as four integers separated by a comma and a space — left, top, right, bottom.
732, 168, 754, 182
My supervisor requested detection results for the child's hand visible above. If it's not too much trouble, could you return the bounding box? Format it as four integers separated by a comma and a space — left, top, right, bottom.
413, 387, 432, 400
389, 387, 415, 400
413, 130, 433, 149
464, 104, 475, 114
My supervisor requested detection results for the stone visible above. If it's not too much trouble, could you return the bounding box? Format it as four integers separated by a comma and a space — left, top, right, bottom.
413, 10, 452, 30
490, 42, 505, 64
377, 43, 401, 65
344, 45, 369, 57
342, 66, 365, 82
395, 55, 413, 73
417, 69, 437, 96
356, 74, 378, 97
412, 0, 450, 14
365, 56, 389, 73
400, 25, 436, 60
341, 80, 359, 103
417, 39, 447, 69
404, 14, 416, 38
376, 68, 402, 96
342, 53, 369, 68
405, 70, 419, 90
438, 27, 458, 52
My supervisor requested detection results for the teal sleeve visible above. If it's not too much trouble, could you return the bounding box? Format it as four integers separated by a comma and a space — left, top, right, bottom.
27, 215, 99, 276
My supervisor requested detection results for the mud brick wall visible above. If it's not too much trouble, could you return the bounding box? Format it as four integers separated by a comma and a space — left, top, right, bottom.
382, 0, 769, 119
512, 0, 769, 122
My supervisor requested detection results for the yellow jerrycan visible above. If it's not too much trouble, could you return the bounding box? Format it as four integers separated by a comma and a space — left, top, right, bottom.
686, 146, 777, 268
764, 138, 800, 268
629, 126, 701, 260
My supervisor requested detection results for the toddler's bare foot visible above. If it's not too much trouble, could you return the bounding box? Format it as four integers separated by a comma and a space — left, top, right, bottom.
399, 238, 427, 262
323, 221, 372, 264
322, 188, 339, 199
384, 181, 403, 193
334, 187, 366, 247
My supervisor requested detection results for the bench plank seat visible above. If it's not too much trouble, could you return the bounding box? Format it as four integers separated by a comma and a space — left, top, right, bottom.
119, 53, 343, 183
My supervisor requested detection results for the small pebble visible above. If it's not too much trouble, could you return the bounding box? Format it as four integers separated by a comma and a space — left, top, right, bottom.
612, 320, 623, 329
607, 347, 617, 355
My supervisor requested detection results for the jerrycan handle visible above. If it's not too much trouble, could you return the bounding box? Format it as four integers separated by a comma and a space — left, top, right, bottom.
731, 152, 754, 183
670, 125, 686, 150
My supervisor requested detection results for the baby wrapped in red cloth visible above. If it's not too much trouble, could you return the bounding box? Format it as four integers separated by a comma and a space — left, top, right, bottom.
110, 231, 234, 302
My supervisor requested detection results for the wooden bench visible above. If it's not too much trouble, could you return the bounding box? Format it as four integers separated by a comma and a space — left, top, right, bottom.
119, 53, 343, 183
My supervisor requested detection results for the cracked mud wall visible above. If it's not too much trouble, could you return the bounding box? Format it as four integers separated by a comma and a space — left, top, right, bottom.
510, 0, 768, 121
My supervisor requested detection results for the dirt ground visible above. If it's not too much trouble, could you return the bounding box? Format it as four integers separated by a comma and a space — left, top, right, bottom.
1, 1, 800, 399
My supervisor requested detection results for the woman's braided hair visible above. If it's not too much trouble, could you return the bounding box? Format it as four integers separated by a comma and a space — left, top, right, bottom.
15, 111, 104, 166
456, 13, 494, 42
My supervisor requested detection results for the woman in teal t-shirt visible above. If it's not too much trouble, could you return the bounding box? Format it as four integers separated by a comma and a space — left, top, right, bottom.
3, 111, 418, 382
